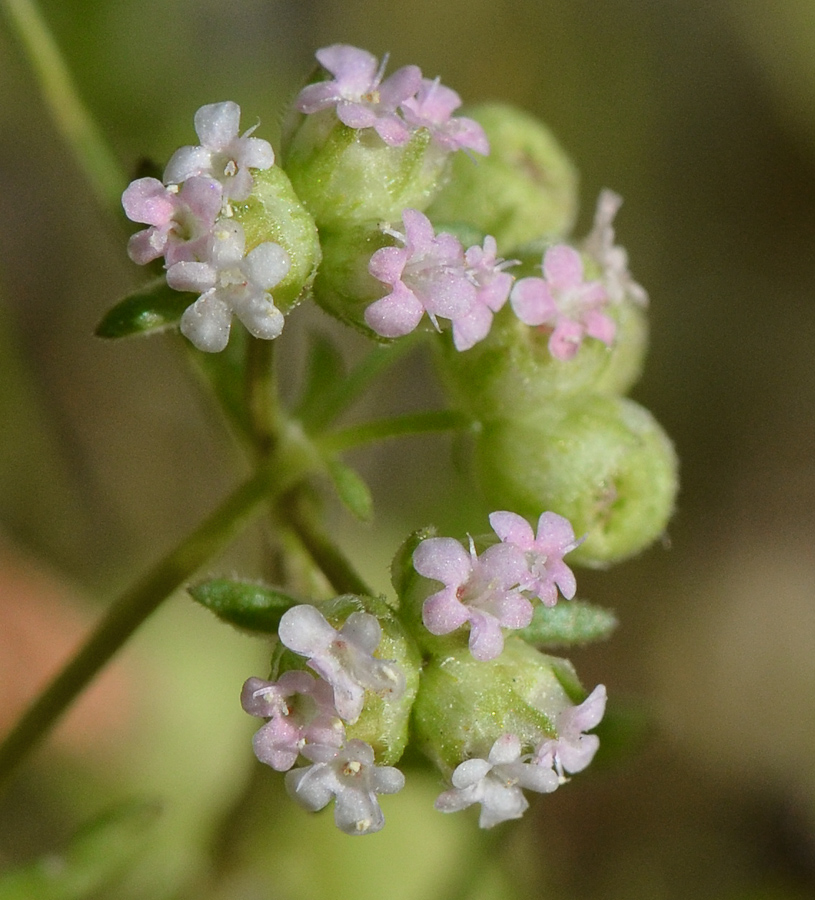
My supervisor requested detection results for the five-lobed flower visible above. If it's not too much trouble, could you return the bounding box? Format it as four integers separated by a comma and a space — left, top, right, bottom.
164, 101, 275, 203
510, 244, 615, 361
285, 738, 405, 835
277, 605, 406, 724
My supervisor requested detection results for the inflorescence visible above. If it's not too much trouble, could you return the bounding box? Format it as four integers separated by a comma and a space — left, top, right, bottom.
115, 43, 677, 836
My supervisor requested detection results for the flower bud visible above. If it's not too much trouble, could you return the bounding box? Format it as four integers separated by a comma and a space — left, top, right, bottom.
411, 637, 578, 773
425, 103, 578, 251
475, 395, 678, 566
272, 595, 421, 765
230, 166, 321, 313
283, 111, 451, 229
435, 299, 648, 421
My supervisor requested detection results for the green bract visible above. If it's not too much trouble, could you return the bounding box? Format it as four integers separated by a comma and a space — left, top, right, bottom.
475, 395, 678, 566
426, 103, 579, 251
231, 165, 321, 312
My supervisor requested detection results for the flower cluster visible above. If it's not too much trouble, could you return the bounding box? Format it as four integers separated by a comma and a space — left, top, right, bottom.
413, 510, 581, 660
122, 101, 290, 352
241, 604, 407, 835
364, 209, 515, 350
295, 44, 489, 154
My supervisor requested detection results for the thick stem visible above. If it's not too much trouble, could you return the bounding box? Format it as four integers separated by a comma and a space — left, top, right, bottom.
0, 466, 278, 792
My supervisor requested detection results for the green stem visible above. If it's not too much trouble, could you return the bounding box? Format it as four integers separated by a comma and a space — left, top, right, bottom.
314, 333, 424, 430
245, 337, 278, 457
318, 409, 469, 455
1, 0, 127, 216
0, 465, 279, 793
280, 487, 374, 596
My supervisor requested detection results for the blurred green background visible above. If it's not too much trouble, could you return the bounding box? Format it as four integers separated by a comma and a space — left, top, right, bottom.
2, 1, 815, 898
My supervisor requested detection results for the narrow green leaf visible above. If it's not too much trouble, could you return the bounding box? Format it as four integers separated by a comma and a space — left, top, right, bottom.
0, 800, 160, 900
326, 458, 373, 521
295, 332, 346, 430
518, 600, 617, 647
96, 278, 194, 339
189, 578, 301, 633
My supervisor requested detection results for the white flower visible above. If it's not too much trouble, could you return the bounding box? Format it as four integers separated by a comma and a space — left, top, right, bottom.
435, 733, 559, 829
167, 220, 290, 352
164, 101, 275, 202
285, 739, 405, 835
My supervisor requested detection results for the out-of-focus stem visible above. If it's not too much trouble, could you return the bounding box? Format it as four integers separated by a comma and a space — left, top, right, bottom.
0, 465, 280, 793
1, 0, 127, 215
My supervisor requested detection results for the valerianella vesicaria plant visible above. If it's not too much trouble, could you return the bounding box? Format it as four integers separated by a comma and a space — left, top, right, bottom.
12, 38, 680, 850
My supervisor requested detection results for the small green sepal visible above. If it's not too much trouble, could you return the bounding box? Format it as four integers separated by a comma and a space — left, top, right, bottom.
188, 578, 301, 633
96, 278, 195, 339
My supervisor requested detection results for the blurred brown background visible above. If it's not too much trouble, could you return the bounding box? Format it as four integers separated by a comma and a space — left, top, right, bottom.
1, 1, 815, 898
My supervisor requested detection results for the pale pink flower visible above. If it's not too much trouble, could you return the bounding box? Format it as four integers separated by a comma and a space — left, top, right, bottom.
435, 733, 559, 828
413, 535, 531, 661
451, 236, 515, 351
240, 672, 344, 771
489, 511, 581, 607
534, 684, 607, 780
122, 175, 223, 266
510, 244, 614, 360
296, 44, 421, 147
365, 209, 476, 338
277, 605, 405, 724
401, 77, 489, 155
285, 739, 405, 835
164, 101, 274, 202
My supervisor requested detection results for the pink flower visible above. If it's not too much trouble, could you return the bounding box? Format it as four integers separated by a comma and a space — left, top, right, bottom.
240, 672, 344, 772
285, 739, 405, 835
296, 44, 421, 147
122, 175, 223, 266
277, 605, 405, 724
164, 101, 274, 202
167, 220, 290, 352
413, 536, 531, 661
435, 733, 559, 828
451, 236, 515, 351
365, 209, 477, 338
401, 77, 489, 155
583, 190, 648, 306
534, 685, 607, 779
510, 244, 614, 360
489, 511, 581, 607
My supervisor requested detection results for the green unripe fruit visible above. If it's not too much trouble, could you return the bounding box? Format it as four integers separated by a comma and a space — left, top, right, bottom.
436, 300, 648, 420
412, 638, 578, 773
475, 395, 678, 567
231, 166, 321, 312
311, 224, 392, 336
283, 111, 450, 229
272, 595, 421, 765
426, 103, 579, 251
